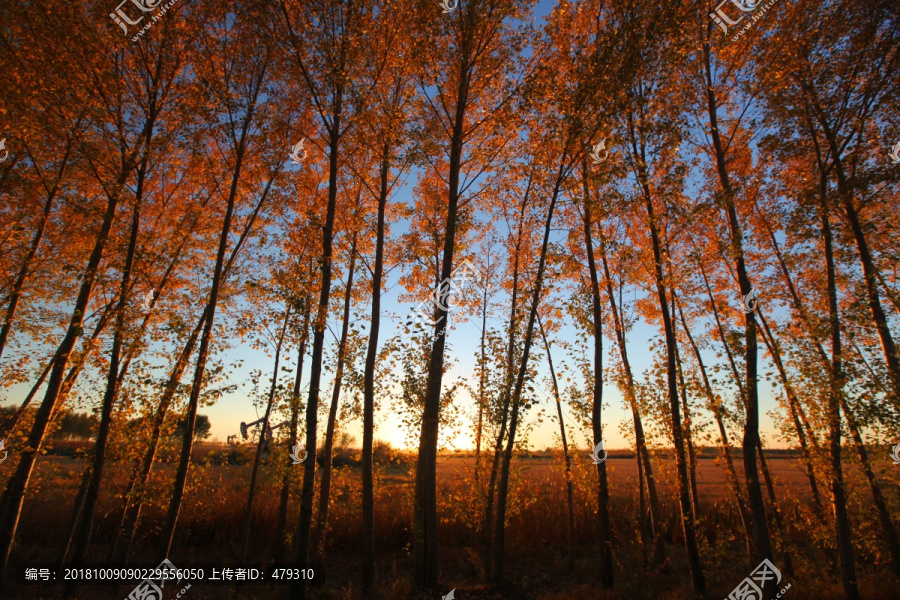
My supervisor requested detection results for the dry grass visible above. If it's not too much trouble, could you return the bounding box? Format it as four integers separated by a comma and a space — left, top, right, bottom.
6, 447, 900, 599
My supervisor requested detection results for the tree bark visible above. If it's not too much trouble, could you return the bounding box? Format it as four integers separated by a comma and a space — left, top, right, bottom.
493, 176, 561, 584
0, 157, 134, 568
242, 308, 291, 562
362, 148, 390, 590
702, 39, 774, 585
275, 308, 309, 564
631, 114, 705, 593
578, 166, 613, 587
312, 237, 357, 559
537, 314, 575, 573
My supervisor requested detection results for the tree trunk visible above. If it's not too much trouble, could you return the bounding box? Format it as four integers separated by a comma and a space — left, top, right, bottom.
66, 179, 147, 592
494, 177, 561, 584
158, 92, 260, 558
676, 300, 754, 558
242, 308, 291, 562
276, 308, 309, 564
755, 310, 823, 515
632, 124, 705, 593
702, 40, 774, 584
0, 161, 132, 568
578, 167, 613, 587
598, 230, 665, 565
670, 292, 700, 519
293, 95, 342, 600
362, 147, 390, 590
313, 237, 357, 559
537, 314, 575, 573
483, 182, 530, 568
820, 196, 861, 599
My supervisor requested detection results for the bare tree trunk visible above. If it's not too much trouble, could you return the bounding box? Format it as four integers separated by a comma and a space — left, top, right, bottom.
702, 41, 774, 584
598, 232, 665, 565
670, 292, 700, 518
293, 95, 342, 600
313, 237, 357, 559
631, 115, 705, 593
577, 167, 612, 587
276, 307, 309, 564
66, 182, 147, 594
494, 177, 561, 584
362, 148, 390, 590
820, 196, 861, 599
676, 299, 754, 558
756, 310, 823, 515
0, 128, 79, 362
537, 314, 575, 573
483, 177, 532, 574
0, 160, 133, 568
242, 308, 291, 562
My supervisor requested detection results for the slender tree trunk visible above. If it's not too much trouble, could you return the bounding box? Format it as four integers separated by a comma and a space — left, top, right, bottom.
56, 469, 91, 570
158, 89, 261, 558
313, 238, 357, 559
537, 314, 575, 573
820, 197, 861, 599
0, 160, 133, 569
413, 47, 476, 583
66, 185, 147, 593
756, 310, 823, 515
0, 130, 78, 362
578, 167, 613, 587
670, 292, 700, 518
812, 102, 900, 411
242, 308, 291, 562
676, 299, 754, 557
632, 122, 705, 593
494, 177, 561, 584
598, 232, 665, 564
483, 186, 529, 566
276, 306, 309, 564
293, 96, 343, 600
840, 395, 900, 579
702, 41, 773, 583
362, 148, 390, 590
474, 283, 488, 519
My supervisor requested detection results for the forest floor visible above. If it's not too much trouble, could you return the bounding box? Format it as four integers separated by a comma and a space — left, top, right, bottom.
5, 451, 899, 599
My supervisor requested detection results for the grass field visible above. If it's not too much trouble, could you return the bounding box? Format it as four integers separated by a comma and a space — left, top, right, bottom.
7, 445, 900, 599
